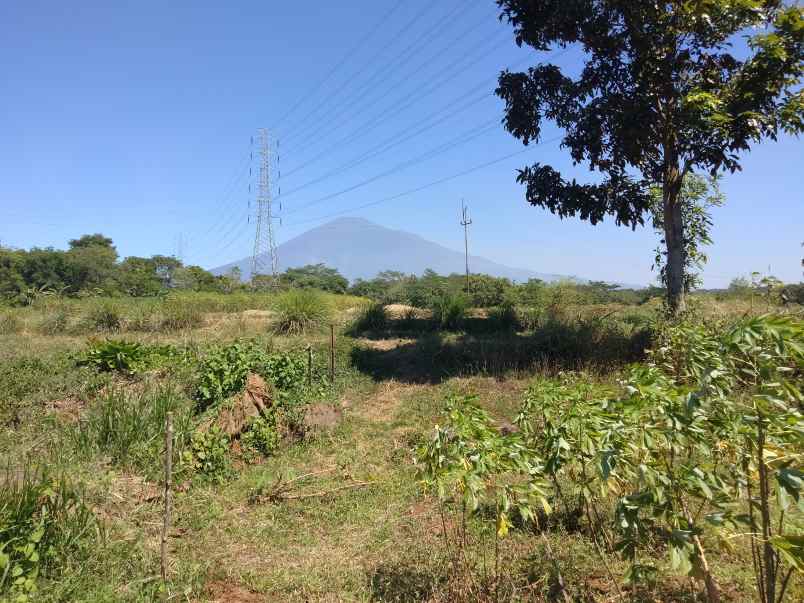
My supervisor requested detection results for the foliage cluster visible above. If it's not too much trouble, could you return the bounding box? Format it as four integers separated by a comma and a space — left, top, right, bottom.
420, 314, 803, 601
0, 468, 98, 602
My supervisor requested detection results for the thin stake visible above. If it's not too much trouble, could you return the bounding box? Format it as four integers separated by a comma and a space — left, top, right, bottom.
307, 344, 313, 386
160, 412, 173, 584
329, 324, 335, 382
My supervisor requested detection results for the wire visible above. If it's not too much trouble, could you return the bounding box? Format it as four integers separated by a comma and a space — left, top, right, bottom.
279, 0, 480, 145
284, 135, 562, 228
282, 15, 506, 157
277, 0, 435, 140
280, 46, 571, 186
284, 119, 499, 215
279, 90, 493, 198
272, 0, 406, 133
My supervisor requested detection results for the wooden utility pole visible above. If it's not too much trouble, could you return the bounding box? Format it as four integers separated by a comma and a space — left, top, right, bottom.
460, 199, 472, 294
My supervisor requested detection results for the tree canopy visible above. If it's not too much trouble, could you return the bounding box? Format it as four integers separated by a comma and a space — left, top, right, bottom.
496, 0, 804, 312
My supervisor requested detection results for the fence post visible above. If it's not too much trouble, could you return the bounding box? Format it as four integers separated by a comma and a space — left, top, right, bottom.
307, 344, 313, 386
160, 412, 173, 584
329, 324, 335, 383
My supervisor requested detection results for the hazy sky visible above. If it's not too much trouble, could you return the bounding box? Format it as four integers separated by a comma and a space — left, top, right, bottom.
2, 0, 802, 287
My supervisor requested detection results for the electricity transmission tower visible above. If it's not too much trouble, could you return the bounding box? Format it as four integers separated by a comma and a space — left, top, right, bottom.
460, 199, 472, 294
251, 128, 279, 283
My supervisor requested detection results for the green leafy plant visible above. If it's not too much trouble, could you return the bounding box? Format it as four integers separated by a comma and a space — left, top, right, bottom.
78, 338, 147, 374
272, 289, 332, 335
0, 467, 98, 601
418, 394, 553, 598
241, 414, 280, 457
194, 341, 266, 409
257, 351, 306, 392
183, 427, 231, 482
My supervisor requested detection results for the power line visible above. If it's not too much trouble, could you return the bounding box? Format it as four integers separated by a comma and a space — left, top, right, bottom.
284, 119, 499, 215
282, 18, 507, 159
460, 199, 472, 293
277, 1, 434, 140
278, 47, 571, 197
279, 0, 481, 146
279, 90, 493, 198
284, 134, 562, 228
272, 0, 406, 133
251, 129, 279, 280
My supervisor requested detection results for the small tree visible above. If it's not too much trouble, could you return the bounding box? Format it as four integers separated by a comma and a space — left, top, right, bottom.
650, 173, 724, 295
496, 1, 804, 314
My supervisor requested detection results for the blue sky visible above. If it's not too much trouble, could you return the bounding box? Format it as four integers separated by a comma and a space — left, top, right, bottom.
1, 0, 802, 287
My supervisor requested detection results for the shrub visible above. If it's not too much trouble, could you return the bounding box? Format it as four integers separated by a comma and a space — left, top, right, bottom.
160, 302, 204, 331
182, 427, 231, 482
241, 414, 280, 456
258, 351, 306, 392
194, 341, 265, 409
0, 466, 98, 601
83, 302, 122, 332
272, 289, 332, 335
350, 302, 387, 333
430, 293, 467, 330
488, 300, 520, 331
0, 311, 22, 335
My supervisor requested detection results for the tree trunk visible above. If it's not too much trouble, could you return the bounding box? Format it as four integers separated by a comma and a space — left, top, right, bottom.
663, 163, 686, 315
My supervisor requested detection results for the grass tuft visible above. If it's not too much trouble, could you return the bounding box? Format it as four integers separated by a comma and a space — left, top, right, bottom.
272, 289, 332, 335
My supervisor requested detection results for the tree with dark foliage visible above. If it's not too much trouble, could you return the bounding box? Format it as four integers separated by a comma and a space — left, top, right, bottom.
496, 0, 803, 314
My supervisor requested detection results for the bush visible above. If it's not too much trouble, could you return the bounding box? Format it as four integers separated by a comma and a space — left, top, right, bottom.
194, 341, 265, 409
160, 302, 204, 331
241, 415, 280, 456
0, 311, 22, 335
83, 301, 122, 332
430, 293, 467, 330
258, 351, 306, 391
350, 302, 387, 333
272, 289, 332, 335
182, 427, 231, 482
488, 300, 520, 331
0, 466, 98, 600
125, 304, 160, 332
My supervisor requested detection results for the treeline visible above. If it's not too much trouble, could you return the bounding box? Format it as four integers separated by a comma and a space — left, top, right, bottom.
2, 234, 801, 307
0, 235, 234, 303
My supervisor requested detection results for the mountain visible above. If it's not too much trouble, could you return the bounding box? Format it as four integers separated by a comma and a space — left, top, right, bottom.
211, 217, 583, 284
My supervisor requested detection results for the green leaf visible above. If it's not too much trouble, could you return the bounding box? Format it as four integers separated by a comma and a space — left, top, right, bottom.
770, 535, 804, 572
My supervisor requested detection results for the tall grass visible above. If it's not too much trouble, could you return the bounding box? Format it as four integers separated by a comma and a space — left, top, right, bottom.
0, 310, 23, 335
70, 384, 192, 476
349, 302, 388, 334
430, 293, 467, 331
272, 289, 332, 335
160, 301, 204, 331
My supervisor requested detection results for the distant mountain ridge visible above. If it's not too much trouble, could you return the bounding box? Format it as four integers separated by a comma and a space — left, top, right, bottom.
211, 217, 585, 284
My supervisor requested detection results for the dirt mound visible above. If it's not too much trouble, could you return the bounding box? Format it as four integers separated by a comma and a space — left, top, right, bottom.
303, 403, 342, 434
205, 580, 264, 602
201, 374, 274, 438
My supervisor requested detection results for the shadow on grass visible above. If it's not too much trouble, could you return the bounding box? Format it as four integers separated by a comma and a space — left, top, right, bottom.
369, 561, 441, 601
350, 320, 651, 384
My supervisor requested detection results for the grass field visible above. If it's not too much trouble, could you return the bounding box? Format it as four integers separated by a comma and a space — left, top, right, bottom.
1, 291, 801, 602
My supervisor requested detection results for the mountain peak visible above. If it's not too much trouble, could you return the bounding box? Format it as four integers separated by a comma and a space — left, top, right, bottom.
212, 219, 579, 284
